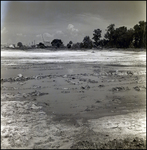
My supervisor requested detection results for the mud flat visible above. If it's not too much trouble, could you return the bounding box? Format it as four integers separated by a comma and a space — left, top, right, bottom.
1, 49, 146, 149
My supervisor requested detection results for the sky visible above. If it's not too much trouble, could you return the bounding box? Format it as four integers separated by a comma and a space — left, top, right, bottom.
1, 1, 146, 46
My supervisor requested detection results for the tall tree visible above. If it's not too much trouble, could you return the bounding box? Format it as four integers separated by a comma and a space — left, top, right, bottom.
115, 26, 128, 48
126, 28, 134, 48
99, 39, 109, 48
17, 42, 23, 48
92, 29, 102, 47
37, 42, 45, 48
83, 36, 93, 49
133, 21, 146, 48
69, 41, 73, 45
67, 41, 73, 49
104, 24, 116, 47
51, 39, 63, 48
71, 42, 81, 49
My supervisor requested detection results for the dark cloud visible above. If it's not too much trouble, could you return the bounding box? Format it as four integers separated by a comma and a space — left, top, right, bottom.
1, 1, 146, 45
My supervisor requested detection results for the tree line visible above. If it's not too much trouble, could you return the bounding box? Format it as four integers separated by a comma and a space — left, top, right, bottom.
17, 21, 146, 49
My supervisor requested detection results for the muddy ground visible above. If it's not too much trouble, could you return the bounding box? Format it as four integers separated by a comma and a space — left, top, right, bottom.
1, 50, 146, 149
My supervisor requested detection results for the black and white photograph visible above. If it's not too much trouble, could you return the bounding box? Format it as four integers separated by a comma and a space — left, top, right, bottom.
1, 1, 146, 149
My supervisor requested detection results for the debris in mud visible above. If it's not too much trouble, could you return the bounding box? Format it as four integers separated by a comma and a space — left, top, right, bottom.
1, 74, 53, 83
79, 78, 87, 82
84, 107, 92, 111
81, 73, 88, 76
133, 86, 146, 91
134, 86, 141, 91
37, 102, 49, 107
17, 74, 23, 78
133, 86, 143, 91
29, 90, 48, 96
112, 86, 130, 92
71, 81, 79, 85
65, 79, 79, 85
84, 106, 94, 111
95, 100, 101, 103
22, 91, 48, 98
63, 75, 67, 78
33, 85, 41, 89
98, 85, 105, 87
127, 71, 134, 75
79, 91, 85, 93
1, 86, 19, 90
61, 90, 70, 93
1, 76, 26, 82
112, 99, 121, 104
17, 82, 26, 85
88, 79, 98, 83
35, 75, 42, 80
81, 85, 90, 90
15, 74, 26, 81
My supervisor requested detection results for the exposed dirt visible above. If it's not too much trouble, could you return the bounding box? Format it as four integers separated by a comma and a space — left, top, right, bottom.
1, 50, 146, 149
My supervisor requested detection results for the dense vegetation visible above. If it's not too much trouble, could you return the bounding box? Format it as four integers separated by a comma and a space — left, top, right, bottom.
16, 21, 146, 50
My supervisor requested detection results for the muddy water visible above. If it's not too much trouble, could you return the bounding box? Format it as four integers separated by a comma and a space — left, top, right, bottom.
1, 49, 146, 149
1, 60, 146, 119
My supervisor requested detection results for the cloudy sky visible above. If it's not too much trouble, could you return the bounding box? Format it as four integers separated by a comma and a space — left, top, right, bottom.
1, 1, 146, 45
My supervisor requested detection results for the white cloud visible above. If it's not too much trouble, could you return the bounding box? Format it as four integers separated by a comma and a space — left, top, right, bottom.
36, 33, 54, 42
16, 33, 27, 38
36, 34, 42, 38
44, 33, 54, 38
67, 24, 79, 32
67, 24, 79, 36
55, 30, 64, 34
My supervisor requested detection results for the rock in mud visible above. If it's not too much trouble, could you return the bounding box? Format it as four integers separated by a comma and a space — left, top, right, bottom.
79, 78, 87, 82
98, 85, 105, 87
134, 86, 141, 91
63, 75, 67, 78
127, 71, 133, 75
112, 86, 130, 92
95, 100, 101, 103
61, 90, 70, 93
81, 85, 90, 90
85, 107, 92, 111
17, 74, 23, 78
29, 90, 48, 96
88, 79, 98, 83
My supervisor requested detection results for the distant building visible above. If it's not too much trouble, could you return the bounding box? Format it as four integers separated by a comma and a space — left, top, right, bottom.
9, 44, 15, 48
43, 41, 51, 47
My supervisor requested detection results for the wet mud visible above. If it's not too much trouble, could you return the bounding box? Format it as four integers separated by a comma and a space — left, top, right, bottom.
1, 50, 146, 149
